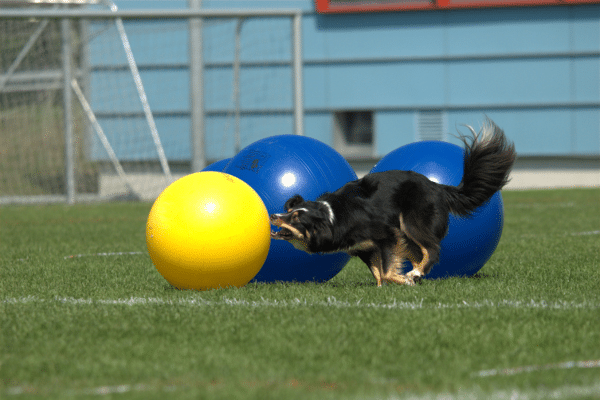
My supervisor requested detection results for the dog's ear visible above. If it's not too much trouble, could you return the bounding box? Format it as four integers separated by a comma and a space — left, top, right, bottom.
284, 194, 304, 212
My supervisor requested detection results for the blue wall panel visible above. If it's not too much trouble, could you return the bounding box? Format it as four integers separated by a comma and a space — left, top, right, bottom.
375, 111, 417, 155
573, 58, 600, 102
88, 21, 188, 67
204, 66, 292, 111
90, 116, 190, 161
449, 109, 583, 155
203, 67, 234, 111
305, 7, 599, 60
304, 113, 334, 145
571, 8, 600, 51
204, 115, 295, 160
203, 19, 237, 63
238, 18, 292, 62
203, 17, 291, 63
239, 66, 293, 110
88, 1, 600, 163
573, 109, 600, 154
447, 59, 571, 105
445, 8, 571, 55
204, 116, 236, 160
306, 13, 446, 60
304, 63, 446, 109
90, 69, 189, 113
120, 21, 189, 66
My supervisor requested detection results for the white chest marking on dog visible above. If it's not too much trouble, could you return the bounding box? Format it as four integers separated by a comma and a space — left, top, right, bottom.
319, 201, 335, 225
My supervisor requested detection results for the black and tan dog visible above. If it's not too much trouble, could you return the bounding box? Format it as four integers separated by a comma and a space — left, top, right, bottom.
270, 119, 516, 286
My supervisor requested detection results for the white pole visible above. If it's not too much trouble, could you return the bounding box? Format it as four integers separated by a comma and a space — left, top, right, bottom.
292, 12, 304, 136
189, 0, 205, 172
62, 18, 76, 204
234, 19, 243, 152
105, 0, 173, 183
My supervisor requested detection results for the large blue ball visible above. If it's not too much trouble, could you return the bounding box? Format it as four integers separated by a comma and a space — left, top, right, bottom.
201, 158, 231, 172
371, 140, 504, 279
224, 135, 357, 283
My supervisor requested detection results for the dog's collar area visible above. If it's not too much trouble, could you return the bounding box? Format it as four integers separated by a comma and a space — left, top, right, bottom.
319, 201, 335, 225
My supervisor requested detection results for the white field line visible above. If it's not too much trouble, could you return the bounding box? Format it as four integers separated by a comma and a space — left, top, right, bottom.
6, 383, 171, 397
63, 251, 144, 259
392, 382, 600, 400
3, 296, 599, 310
475, 359, 600, 378
569, 230, 600, 236
7, 380, 600, 399
517, 229, 600, 239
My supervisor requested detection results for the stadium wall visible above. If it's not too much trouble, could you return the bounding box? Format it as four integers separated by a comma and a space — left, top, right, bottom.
91, 0, 599, 189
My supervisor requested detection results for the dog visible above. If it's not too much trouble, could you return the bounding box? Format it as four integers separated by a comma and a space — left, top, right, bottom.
270, 118, 516, 286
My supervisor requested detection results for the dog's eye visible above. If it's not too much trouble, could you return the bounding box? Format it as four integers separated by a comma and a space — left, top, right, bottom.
292, 213, 300, 222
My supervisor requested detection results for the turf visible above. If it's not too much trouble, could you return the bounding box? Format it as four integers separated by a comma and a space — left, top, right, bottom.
1, 188, 599, 399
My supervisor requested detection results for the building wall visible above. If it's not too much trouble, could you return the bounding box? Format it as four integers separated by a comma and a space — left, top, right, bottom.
302, 6, 600, 158
88, 0, 600, 166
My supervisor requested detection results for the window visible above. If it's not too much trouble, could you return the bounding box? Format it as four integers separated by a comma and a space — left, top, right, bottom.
333, 111, 374, 157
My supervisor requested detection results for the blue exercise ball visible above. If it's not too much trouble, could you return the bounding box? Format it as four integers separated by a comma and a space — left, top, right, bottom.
370, 140, 504, 280
202, 158, 231, 172
224, 135, 357, 283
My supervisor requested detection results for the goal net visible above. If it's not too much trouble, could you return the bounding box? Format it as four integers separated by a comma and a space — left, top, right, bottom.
0, 6, 298, 203
0, 13, 175, 202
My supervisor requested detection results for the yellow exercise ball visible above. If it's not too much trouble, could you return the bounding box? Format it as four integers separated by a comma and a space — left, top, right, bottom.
146, 171, 270, 290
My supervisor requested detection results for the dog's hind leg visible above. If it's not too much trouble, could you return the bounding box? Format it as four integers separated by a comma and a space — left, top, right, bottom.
399, 214, 439, 282
380, 237, 415, 286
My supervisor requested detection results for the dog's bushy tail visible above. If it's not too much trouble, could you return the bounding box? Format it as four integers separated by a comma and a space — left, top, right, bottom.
444, 118, 516, 216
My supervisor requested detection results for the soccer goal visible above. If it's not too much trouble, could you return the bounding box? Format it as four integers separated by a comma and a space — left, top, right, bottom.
0, 3, 304, 203
0, 2, 174, 203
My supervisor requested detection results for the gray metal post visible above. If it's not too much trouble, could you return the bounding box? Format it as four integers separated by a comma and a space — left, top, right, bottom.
189, 0, 205, 172
233, 19, 243, 153
62, 18, 76, 204
79, 18, 93, 177
292, 12, 304, 136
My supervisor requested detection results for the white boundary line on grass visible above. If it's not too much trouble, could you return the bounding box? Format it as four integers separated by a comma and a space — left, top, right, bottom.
3, 296, 600, 310
63, 252, 144, 259
475, 359, 600, 377
393, 382, 600, 400
570, 230, 600, 236
7, 380, 600, 399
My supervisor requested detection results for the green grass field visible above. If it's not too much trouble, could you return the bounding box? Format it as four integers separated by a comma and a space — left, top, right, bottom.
2, 188, 599, 399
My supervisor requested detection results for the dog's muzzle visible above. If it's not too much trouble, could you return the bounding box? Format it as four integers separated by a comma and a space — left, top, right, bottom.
269, 214, 291, 240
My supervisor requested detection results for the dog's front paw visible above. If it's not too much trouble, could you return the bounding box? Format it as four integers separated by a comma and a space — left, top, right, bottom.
406, 270, 424, 285
404, 276, 416, 286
